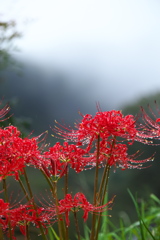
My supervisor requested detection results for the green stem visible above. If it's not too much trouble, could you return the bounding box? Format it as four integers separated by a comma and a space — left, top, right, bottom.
53, 181, 65, 240
25, 222, 31, 240
23, 169, 34, 200
73, 210, 81, 240
2, 179, 12, 240
41, 169, 66, 239
2, 179, 9, 202
41, 169, 67, 239
95, 164, 111, 240
40, 169, 54, 192
64, 168, 69, 240
64, 166, 68, 195
91, 137, 116, 240
0, 227, 4, 240
18, 174, 30, 202
23, 168, 48, 240
90, 135, 100, 240
96, 137, 116, 206
18, 174, 37, 240
97, 164, 111, 206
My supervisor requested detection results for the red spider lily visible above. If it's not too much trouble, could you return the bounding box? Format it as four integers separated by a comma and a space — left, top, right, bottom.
0, 199, 10, 231
136, 105, 160, 141
53, 110, 137, 150
57, 192, 114, 226
0, 102, 10, 121
43, 142, 92, 174
98, 141, 154, 170
0, 126, 42, 180
9, 205, 50, 236
0, 198, 50, 238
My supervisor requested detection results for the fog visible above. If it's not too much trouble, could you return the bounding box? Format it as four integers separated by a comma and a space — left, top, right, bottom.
1, 0, 160, 111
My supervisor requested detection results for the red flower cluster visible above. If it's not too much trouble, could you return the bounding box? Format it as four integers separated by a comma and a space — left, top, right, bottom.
98, 142, 154, 169
136, 106, 160, 141
53, 109, 154, 170
0, 198, 49, 239
55, 192, 113, 226
0, 125, 41, 180
54, 110, 137, 148
0, 103, 10, 121
42, 141, 92, 175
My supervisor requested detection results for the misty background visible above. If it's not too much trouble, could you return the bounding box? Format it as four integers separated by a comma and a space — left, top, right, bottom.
1, 0, 160, 236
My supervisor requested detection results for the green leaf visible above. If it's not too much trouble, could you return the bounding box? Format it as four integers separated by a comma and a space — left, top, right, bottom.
48, 227, 60, 240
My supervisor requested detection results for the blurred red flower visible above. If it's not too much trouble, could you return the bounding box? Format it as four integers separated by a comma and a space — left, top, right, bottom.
57, 192, 114, 226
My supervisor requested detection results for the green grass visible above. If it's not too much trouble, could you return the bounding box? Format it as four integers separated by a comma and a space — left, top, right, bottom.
47, 227, 60, 240
81, 191, 160, 240
47, 191, 160, 240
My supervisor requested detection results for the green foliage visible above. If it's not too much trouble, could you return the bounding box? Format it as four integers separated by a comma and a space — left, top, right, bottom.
0, 20, 21, 73
82, 192, 160, 240
47, 227, 60, 240
0, 19, 29, 134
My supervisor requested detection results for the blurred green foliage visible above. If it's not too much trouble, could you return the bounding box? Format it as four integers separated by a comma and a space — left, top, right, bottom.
0, 20, 21, 73
80, 191, 160, 240
0, 18, 31, 136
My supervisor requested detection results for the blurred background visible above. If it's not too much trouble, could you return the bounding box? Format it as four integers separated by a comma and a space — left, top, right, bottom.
1, 0, 160, 238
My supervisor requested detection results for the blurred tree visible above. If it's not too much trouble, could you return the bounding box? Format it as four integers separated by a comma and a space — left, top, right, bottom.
0, 19, 21, 76
0, 18, 32, 135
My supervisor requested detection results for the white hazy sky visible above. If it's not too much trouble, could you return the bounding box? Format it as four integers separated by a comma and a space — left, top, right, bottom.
1, 0, 160, 108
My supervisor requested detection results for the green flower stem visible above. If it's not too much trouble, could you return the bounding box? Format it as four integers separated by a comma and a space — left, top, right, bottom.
95, 164, 111, 240
23, 168, 35, 200
53, 181, 65, 240
40, 169, 66, 240
64, 169, 69, 240
18, 174, 30, 202
3, 179, 12, 240
94, 138, 116, 240
17, 177, 31, 240
0, 227, 4, 240
2, 179, 9, 202
25, 222, 31, 240
40, 169, 54, 191
90, 135, 100, 240
73, 210, 81, 240
100, 165, 111, 205
96, 164, 110, 206
90, 137, 116, 240
97, 136, 116, 205
64, 167, 68, 195
23, 168, 48, 240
